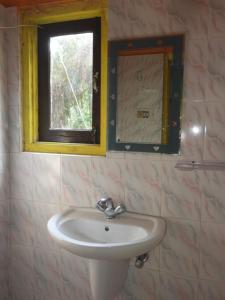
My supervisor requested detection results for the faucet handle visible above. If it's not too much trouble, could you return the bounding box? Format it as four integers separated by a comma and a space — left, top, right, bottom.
114, 203, 126, 214
96, 197, 114, 211
96, 200, 105, 211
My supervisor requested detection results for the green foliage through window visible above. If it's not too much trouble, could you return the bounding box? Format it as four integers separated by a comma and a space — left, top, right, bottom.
50, 33, 93, 130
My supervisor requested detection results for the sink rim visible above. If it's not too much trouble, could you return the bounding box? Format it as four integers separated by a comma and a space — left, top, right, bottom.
48, 207, 166, 251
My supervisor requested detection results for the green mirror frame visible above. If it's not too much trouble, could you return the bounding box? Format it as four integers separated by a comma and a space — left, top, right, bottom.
108, 35, 184, 154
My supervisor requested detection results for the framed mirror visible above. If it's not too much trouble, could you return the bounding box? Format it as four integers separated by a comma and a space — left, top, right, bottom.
108, 35, 184, 154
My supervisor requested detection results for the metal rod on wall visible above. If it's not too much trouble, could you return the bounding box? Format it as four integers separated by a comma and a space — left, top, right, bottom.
175, 160, 225, 171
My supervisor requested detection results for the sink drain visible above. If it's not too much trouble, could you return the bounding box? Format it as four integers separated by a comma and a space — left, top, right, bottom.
105, 226, 110, 232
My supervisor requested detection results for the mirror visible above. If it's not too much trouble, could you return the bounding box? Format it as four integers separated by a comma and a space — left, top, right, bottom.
108, 35, 184, 154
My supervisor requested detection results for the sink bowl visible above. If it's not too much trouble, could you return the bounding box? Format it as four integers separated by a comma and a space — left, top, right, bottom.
48, 207, 166, 260
48, 207, 166, 300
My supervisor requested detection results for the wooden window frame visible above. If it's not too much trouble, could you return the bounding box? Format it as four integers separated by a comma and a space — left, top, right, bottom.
21, 1, 107, 155
38, 18, 101, 144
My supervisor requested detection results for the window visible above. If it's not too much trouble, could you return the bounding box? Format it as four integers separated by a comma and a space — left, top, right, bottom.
21, 1, 107, 155
38, 18, 101, 144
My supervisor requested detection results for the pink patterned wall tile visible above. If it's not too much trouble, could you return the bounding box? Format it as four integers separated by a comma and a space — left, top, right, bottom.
161, 162, 201, 220
200, 222, 225, 281
7, 58, 19, 107
159, 272, 198, 300
8, 105, 20, 154
160, 219, 200, 278
204, 102, 225, 160
61, 282, 90, 300
209, 0, 225, 37
32, 154, 60, 204
115, 290, 131, 300
10, 245, 34, 297
183, 38, 208, 101
106, 151, 125, 159
31, 202, 60, 249
11, 285, 34, 300
180, 102, 206, 160
10, 153, 33, 200
0, 174, 9, 201
183, 63, 208, 101
61, 155, 94, 207
5, 7, 17, 27
0, 273, 9, 300
200, 170, 225, 223
109, 0, 169, 40
91, 157, 124, 204
33, 246, 63, 300
60, 249, 90, 299
0, 241, 8, 271
123, 159, 162, 215
207, 38, 225, 102
166, 0, 209, 38
124, 267, 160, 300
185, 38, 208, 68
10, 199, 33, 247
0, 198, 9, 223
0, 129, 9, 154
9, 126, 20, 153
198, 279, 225, 300
125, 151, 162, 160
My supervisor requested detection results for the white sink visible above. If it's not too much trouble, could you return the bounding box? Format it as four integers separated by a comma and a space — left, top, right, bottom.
48, 207, 166, 300
48, 207, 166, 260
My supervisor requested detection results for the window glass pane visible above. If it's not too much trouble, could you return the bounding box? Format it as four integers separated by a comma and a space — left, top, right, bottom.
50, 33, 93, 130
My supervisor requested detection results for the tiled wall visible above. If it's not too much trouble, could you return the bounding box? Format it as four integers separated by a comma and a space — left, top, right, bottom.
0, 5, 10, 300
8, 1, 225, 300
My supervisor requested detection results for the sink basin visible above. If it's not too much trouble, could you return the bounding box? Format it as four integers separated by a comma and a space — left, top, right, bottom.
48, 207, 166, 260
48, 207, 166, 300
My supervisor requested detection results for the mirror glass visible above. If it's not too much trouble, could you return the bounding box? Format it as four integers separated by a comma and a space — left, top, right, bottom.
108, 35, 184, 154
116, 52, 164, 144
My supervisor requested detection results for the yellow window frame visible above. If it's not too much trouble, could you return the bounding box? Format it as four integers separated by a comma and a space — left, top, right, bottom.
21, 0, 108, 155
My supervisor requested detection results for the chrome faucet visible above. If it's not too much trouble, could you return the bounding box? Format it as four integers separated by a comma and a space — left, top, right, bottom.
96, 197, 126, 219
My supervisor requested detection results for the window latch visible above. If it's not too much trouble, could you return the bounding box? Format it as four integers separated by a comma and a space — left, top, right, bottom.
93, 72, 99, 93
